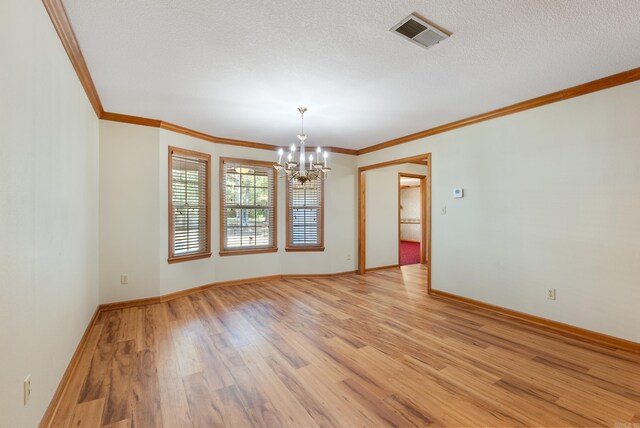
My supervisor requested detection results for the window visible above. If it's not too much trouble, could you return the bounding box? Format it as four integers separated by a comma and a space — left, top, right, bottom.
220, 158, 277, 255
286, 177, 324, 251
168, 147, 211, 263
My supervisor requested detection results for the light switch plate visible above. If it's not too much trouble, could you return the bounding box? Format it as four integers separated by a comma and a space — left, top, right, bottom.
24, 374, 31, 405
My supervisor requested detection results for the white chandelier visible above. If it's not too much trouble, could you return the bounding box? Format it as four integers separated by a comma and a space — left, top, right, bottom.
274, 107, 330, 184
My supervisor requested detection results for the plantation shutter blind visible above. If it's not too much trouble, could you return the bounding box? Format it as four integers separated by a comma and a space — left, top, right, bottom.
169, 148, 210, 261
222, 160, 276, 251
288, 177, 322, 247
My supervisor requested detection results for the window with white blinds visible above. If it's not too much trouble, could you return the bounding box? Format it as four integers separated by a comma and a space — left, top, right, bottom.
286, 177, 324, 250
220, 158, 277, 255
168, 147, 211, 263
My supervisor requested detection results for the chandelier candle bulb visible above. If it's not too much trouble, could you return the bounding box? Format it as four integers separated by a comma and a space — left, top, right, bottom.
323, 151, 328, 167
277, 148, 283, 165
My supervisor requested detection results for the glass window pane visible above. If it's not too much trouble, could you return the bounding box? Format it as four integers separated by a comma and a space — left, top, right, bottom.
255, 227, 270, 246
226, 227, 242, 247
226, 185, 239, 205
255, 175, 268, 188
241, 227, 255, 246
241, 187, 255, 205
256, 187, 268, 206
226, 208, 239, 226
238, 209, 256, 227
241, 174, 254, 187
245, 209, 256, 226
226, 172, 240, 186
255, 208, 267, 225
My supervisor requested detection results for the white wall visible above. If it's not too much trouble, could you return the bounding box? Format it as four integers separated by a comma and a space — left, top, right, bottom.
365, 164, 427, 269
359, 81, 640, 342
98, 122, 358, 303
0, 1, 100, 426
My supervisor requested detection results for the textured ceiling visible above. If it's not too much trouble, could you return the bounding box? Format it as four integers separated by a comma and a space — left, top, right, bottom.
62, 0, 640, 150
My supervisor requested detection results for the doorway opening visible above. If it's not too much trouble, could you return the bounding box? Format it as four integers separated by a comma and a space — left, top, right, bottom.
358, 153, 431, 291
398, 173, 427, 266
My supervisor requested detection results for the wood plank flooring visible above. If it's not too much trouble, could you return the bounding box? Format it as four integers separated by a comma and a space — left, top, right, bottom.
50, 265, 640, 427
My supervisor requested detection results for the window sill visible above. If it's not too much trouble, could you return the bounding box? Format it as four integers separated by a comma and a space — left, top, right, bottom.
285, 246, 325, 252
167, 252, 212, 264
219, 247, 278, 257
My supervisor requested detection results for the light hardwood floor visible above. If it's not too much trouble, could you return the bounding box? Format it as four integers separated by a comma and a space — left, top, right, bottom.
49, 265, 640, 427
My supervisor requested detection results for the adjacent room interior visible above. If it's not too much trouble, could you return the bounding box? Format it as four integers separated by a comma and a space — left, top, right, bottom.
399, 174, 426, 266
2, 1, 640, 427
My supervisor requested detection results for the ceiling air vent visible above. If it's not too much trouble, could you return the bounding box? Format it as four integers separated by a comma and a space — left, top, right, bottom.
390, 14, 449, 50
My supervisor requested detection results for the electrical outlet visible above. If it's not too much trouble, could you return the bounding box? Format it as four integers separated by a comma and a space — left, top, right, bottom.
441, 205, 447, 215
546, 288, 556, 300
120, 274, 128, 285
24, 374, 31, 405
346, 254, 352, 261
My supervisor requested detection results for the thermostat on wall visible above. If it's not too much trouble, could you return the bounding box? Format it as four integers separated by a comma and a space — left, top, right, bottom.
453, 188, 464, 198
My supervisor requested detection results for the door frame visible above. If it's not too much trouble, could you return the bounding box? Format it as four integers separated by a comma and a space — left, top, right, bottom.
358, 153, 431, 292
398, 173, 427, 266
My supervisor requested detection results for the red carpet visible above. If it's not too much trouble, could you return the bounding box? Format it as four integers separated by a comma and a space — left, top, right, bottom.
400, 241, 421, 266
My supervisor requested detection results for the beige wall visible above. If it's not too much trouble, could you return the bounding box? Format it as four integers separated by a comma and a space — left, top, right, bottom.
98, 122, 358, 303
359, 80, 640, 342
99, 123, 161, 303
365, 164, 427, 269
0, 1, 100, 426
